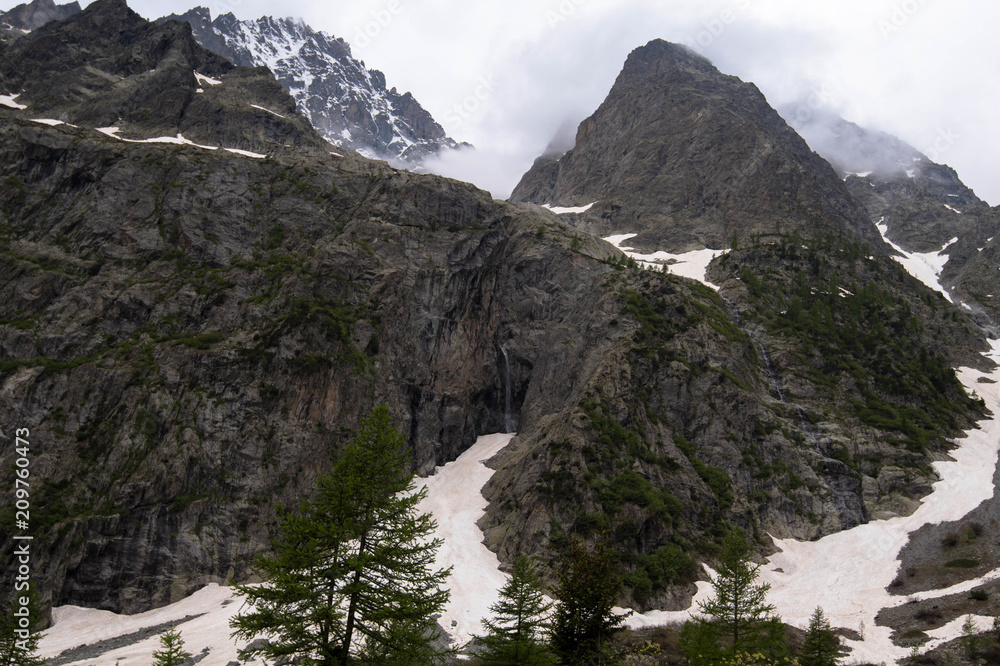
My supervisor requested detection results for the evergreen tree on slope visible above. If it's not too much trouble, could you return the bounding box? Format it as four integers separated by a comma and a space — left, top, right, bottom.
231, 405, 451, 665
476, 555, 555, 665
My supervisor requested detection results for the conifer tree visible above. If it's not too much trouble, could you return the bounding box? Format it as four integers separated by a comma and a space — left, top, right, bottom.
476, 556, 555, 665
231, 405, 451, 665
0, 589, 45, 666
799, 607, 840, 666
151, 626, 193, 666
550, 535, 629, 665
696, 527, 780, 657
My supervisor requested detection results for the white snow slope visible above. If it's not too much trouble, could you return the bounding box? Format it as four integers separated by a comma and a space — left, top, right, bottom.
877, 217, 957, 303
604, 232, 730, 290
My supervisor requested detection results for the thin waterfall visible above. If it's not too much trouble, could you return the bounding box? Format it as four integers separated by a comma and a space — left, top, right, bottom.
721, 292, 831, 459
500, 346, 513, 433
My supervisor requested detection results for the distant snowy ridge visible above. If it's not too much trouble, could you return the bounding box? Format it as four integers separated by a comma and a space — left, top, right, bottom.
159, 7, 463, 166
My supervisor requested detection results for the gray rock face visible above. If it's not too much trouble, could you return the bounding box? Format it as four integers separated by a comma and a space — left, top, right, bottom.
158, 7, 464, 166
0, 0, 79, 35
510, 39, 885, 254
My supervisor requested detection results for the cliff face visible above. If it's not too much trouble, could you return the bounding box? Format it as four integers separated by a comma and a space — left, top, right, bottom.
0, 9, 991, 619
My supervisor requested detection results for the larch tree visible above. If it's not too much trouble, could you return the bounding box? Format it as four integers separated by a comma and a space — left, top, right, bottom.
231, 405, 451, 665
151, 626, 193, 666
550, 535, 629, 665
695, 527, 780, 657
799, 606, 841, 666
476, 555, 555, 665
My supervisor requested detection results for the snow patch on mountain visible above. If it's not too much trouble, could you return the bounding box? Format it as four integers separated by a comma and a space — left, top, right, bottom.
603, 233, 729, 290
762, 343, 1000, 664
876, 218, 956, 303
542, 202, 596, 214
0, 93, 26, 108
414, 432, 515, 647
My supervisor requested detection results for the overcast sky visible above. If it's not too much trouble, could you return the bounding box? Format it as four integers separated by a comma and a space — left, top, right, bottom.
8, 0, 999, 203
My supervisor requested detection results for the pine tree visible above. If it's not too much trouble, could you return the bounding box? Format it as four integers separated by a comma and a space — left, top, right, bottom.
550, 535, 629, 665
231, 405, 452, 665
696, 528, 780, 657
151, 626, 192, 666
0, 589, 45, 666
476, 556, 555, 665
961, 614, 979, 660
798, 607, 840, 666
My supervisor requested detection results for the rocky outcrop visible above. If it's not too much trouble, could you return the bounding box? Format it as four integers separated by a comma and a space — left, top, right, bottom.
0, 0, 79, 36
502, 38, 991, 609
159, 7, 464, 166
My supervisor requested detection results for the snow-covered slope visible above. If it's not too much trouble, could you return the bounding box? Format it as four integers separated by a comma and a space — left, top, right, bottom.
159, 7, 463, 165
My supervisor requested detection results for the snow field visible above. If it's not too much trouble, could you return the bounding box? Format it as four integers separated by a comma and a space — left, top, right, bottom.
762, 358, 1000, 664
38, 583, 264, 665
876, 217, 957, 303
603, 232, 730, 290
414, 433, 517, 648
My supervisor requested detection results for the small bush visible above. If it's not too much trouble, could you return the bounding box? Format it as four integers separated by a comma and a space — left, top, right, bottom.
944, 558, 980, 569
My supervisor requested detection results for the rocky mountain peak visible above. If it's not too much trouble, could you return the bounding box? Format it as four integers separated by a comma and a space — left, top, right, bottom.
510, 39, 884, 254
619, 38, 719, 82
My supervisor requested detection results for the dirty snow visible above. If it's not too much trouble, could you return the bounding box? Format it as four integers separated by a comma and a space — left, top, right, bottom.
0, 93, 26, 109
39, 583, 264, 665
876, 218, 956, 303
760, 339, 1000, 664
414, 432, 516, 647
542, 202, 596, 214
603, 232, 729, 290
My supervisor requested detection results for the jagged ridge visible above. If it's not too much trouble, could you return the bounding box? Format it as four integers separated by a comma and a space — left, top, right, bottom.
159, 7, 464, 165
